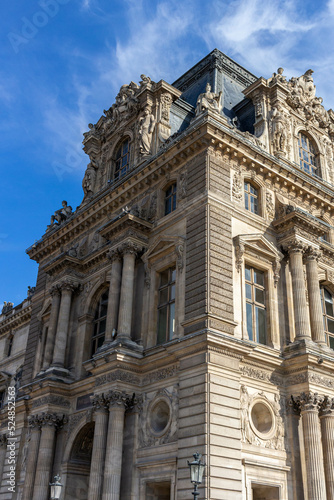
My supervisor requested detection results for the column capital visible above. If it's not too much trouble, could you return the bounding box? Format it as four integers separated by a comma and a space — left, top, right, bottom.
304, 246, 322, 262
28, 414, 42, 430
38, 412, 68, 430
118, 240, 142, 256
292, 392, 324, 413
59, 280, 81, 293
49, 284, 61, 297
283, 239, 307, 255
320, 396, 334, 416
107, 248, 122, 263
91, 393, 109, 412
105, 390, 142, 411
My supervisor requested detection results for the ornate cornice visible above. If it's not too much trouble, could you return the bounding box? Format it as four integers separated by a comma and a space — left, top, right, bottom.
0, 304, 32, 335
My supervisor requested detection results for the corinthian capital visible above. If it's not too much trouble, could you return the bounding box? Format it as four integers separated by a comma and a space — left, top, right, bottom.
320, 396, 334, 416
91, 393, 109, 412
28, 415, 42, 430
59, 280, 80, 293
283, 239, 306, 255
38, 413, 68, 429
119, 241, 141, 256
107, 248, 122, 263
49, 284, 61, 297
303, 246, 322, 262
291, 392, 324, 413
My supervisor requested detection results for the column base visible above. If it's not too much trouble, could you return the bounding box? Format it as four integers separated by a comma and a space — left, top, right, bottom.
96, 337, 143, 354
35, 365, 74, 382
284, 337, 334, 358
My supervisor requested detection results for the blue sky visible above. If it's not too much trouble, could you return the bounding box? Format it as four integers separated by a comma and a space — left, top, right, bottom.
1, 0, 334, 308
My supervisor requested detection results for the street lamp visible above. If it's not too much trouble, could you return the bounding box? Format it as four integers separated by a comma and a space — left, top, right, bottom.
49, 475, 62, 500
188, 452, 206, 499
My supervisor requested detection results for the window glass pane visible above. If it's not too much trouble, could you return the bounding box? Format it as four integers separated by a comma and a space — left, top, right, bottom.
245, 267, 251, 282
159, 288, 168, 305
169, 302, 175, 340
160, 270, 169, 286
157, 307, 167, 344
170, 284, 175, 301
245, 283, 252, 300
255, 287, 265, 304
329, 336, 334, 350
325, 301, 334, 317
256, 307, 266, 345
254, 270, 264, 286
327, 318, 334, 334
246, 303, 253, 341
245, 195, 249, 210
171, 268, 176, 282
97, 336, 104, 349
98, 318, 106, 334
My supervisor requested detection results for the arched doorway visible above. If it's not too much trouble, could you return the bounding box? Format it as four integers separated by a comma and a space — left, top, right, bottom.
64, 422, 94, 500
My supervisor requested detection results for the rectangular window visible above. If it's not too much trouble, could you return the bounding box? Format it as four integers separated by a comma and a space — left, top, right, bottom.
245, 265, 267, 345
157, 267, 176, 344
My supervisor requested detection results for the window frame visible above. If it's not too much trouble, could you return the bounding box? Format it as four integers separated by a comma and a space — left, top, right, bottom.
156, 266, 176, 345
234, 234, 282, 348
245, 265, 267, 345
320, 286, 334, 349
297, 131, 319, 177
91, 290, 109, 355
113, 137, 131, 181
244, 181, 259, 215
164, 182, 177, 216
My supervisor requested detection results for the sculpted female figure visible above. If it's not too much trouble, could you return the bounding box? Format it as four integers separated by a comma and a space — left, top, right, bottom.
139, 107, 155, 156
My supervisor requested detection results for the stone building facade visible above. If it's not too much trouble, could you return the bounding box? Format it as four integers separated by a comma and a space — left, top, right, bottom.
1, 49, 334, 499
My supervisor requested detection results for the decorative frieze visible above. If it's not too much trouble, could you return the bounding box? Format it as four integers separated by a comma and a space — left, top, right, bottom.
95, 370, 140, 387
31, 395, 71, 409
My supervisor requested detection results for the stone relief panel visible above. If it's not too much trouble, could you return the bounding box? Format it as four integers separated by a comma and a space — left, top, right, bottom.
240, 385, 285, 451
138, 386, 178, 448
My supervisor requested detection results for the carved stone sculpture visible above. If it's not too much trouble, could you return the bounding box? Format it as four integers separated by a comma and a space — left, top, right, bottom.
48, 200, 72, 229
82, 163, 97, 202
196, 83, 222, 115
138, 107, 155, 156
271, 104, 288, 154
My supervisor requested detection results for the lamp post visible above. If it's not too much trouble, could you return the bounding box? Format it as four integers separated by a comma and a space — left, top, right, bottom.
188, 452, 206, 499
49, 474, 62, 500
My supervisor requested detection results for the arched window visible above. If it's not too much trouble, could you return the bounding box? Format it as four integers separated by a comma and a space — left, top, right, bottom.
320, 287, 334, 349
91, 291, 108, 355
165, 183, 177, 215
114, 138, 130, 181
244, 181, 259, 215
298, 132, 318, 176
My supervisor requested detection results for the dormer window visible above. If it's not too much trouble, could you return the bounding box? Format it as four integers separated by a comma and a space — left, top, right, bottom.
298, 132, 318, 176
114, 138, 130, 181
244, 181, 259, 215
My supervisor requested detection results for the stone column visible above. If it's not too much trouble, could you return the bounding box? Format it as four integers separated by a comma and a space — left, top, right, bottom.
320, 397, 334, 500
102, 391, 132, 500
105, 250, 122, 343
304, 248, 326, 345
0, 434, 7, 488
32, 414, 66, 500
117, 243, 139, 340
22, 416, 41, 500
287, 243, 311, 340
52, 282, 75, 367
42, 286, 61, 370
293, 393, 327, 500
88, 395, 109, 500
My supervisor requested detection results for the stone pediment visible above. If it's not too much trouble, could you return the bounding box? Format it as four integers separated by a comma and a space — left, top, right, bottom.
234, 234, 282, 263
142, 235, 185, 268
